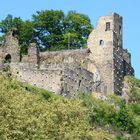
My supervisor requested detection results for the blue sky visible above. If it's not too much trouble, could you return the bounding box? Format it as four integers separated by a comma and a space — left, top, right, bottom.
0, 0, 139, 78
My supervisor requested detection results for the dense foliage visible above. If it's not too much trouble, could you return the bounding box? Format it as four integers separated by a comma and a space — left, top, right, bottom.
0, 73, 140, 139
0, 75, 114, 140
0, 10, 93, 54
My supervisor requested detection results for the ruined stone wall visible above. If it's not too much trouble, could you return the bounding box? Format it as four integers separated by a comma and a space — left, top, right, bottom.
6, 37, 106, 96
21, 55, 28, 63
113, 47, 134, 95
28, 43, 40, 66
10, 63, 106, 96
61, 67, 107, 96
89, 46, 114, 94
113, 13, 123, 49
20, 48, 92, 70
1, 30, 20, 63
112, 14, 124, 95
123, 60, 134, 76
113, 47, 124, 95
112, 13, 134, 95
40, 49, 90, 67
39, 49, 100, 79
11, 63, 63, 94
123, 49, 131, 64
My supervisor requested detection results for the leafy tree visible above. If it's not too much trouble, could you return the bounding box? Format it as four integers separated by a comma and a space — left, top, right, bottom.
0, 14, 23, 33
0, 15, 14, 46
19, 20, 35, 54
63, 11, 93, 49
33, 10, 65, 50
32, 10, 93, 51
0, 14, 13, 33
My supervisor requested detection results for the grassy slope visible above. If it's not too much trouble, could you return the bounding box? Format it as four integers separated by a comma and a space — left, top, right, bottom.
0, 74, 140, 140
0, 75, 115, 140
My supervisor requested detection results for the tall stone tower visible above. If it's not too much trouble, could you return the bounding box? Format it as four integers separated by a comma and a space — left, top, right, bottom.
87, 13, 134, 95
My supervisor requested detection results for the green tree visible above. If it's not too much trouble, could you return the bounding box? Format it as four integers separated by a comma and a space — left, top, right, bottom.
0, 14, 13, 33
19, 20, 35, 54
32, 10, 93, 51
0, 14, 23, 33
63, 11, 93, 49
33, 10, 65, 50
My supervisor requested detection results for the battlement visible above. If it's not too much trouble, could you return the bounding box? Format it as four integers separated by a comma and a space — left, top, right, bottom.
0, 13, 134, 96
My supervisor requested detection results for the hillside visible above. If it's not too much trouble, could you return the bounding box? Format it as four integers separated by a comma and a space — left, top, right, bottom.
0, 73, 140, 140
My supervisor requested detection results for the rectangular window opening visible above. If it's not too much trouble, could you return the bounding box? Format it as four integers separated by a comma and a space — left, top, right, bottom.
105, 22, 110, 31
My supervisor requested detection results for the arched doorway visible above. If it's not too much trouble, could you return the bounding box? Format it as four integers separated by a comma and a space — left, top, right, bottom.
4, 54, 11, 63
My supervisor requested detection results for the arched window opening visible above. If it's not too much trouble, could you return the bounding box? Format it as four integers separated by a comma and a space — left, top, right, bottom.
4, 54, 11, 63
99, 40, 104, 46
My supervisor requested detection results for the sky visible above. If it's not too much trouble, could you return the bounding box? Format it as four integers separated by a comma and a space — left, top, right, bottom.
0, 0, 139, 78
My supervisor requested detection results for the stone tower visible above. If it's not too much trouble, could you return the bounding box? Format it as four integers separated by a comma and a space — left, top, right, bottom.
1, 29, 20, 63
87, 13, 134, 95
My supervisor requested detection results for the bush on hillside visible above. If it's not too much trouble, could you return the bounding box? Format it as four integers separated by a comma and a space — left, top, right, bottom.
0, 75, 115, 140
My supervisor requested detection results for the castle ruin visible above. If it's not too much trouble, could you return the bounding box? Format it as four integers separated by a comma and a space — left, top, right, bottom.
0, 13, 134, 96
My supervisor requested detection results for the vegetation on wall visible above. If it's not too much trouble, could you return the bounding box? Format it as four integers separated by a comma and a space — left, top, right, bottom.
0, 72, 140, 139
0, 10, 93, 54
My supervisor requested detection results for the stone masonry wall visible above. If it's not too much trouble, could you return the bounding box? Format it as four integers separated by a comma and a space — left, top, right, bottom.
113, 47, 124, 95
112, 13, 134, 95
123, 49, 131, 64
113, 47, 134, 95
28, 43, 40, 67
40, 49, 90, 67
61, 67, 107, 96
11, 63, 63, 94
88, 46, 114, 94
10, 63, 106, 96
